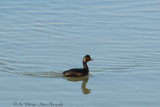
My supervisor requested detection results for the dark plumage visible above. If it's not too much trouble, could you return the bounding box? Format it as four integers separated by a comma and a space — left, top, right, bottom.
63, 55, 93, 77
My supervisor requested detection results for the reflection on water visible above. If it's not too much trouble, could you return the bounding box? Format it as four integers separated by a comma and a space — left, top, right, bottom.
24, 72, 91, 94
65, 75, 91, 94
7, 69, 91, 95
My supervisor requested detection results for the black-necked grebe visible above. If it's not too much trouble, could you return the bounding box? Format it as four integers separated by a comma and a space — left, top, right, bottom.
63, 55, 93, 77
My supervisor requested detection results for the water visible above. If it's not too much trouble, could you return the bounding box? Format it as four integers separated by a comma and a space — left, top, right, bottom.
0, 0, 160, 107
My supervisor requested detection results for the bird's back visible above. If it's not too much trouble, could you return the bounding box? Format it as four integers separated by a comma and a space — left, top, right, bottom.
63, 69, 88, 77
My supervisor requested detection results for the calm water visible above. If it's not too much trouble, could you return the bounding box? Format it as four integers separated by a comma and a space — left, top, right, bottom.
0, 0, 160, 107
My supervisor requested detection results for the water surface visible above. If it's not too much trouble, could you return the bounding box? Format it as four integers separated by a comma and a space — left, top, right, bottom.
0, 0, 160, 107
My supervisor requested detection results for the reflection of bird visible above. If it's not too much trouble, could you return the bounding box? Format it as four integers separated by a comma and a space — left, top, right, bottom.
63, 55, 93, 77
65, 75, 91, 94
81, 77, 91, 94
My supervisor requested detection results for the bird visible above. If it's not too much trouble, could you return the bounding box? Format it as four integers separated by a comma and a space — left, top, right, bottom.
63, 55, 93, 77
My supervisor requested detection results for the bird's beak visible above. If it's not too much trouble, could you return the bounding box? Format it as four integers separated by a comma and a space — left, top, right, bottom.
90, 58, 93, 61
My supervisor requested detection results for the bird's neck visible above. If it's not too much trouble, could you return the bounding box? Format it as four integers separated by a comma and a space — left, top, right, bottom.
83, 62, 88, 70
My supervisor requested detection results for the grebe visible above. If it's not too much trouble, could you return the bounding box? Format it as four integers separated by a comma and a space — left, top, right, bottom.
63, 55, 93, 77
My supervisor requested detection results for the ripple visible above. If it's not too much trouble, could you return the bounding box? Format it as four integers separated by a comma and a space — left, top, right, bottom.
23, 71, 63, 78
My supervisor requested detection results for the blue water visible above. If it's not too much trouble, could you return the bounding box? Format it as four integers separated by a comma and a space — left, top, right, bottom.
0, 0, 160, 107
